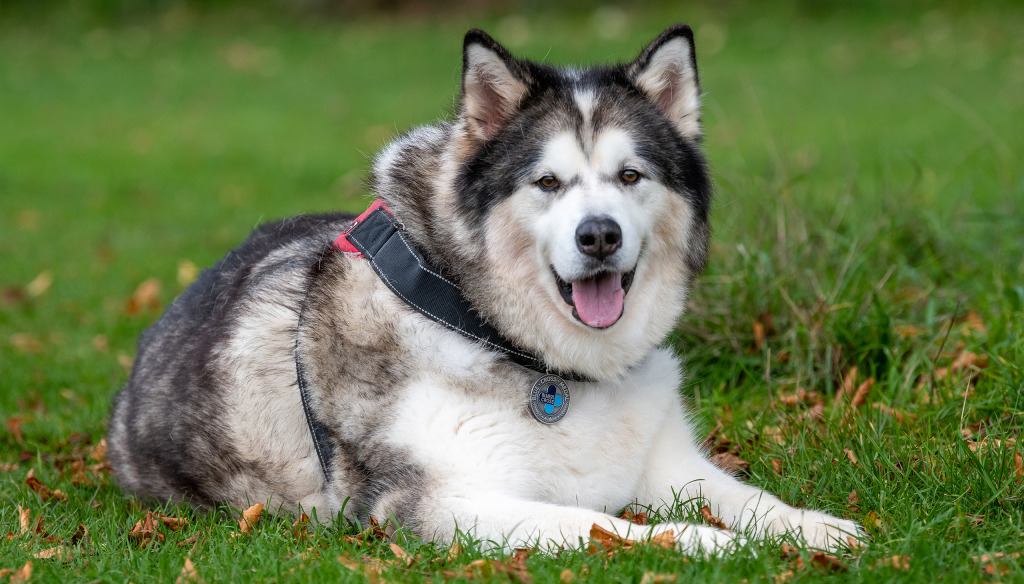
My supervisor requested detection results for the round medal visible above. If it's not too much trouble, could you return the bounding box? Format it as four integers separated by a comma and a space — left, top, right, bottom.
529, 375, 570, 424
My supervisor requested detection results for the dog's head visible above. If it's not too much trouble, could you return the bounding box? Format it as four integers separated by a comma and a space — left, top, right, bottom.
380, 26, 712, 380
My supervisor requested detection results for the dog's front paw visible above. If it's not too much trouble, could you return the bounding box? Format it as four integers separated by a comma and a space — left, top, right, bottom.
781, 510, 863, 551
659, 523, 745, 557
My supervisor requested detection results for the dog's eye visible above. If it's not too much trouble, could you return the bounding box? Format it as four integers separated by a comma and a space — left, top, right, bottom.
538, 176, 560, 191
620, 169, 641, 183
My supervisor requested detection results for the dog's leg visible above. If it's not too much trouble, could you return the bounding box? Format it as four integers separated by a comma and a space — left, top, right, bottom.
635, 403, 861, 551
417, 494, 739, 555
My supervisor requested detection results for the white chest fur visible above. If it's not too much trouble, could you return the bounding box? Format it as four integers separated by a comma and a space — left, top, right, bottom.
386, 341, 687, 514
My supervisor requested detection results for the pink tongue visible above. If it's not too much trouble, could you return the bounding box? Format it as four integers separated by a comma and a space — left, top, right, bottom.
571, 273, 624, 328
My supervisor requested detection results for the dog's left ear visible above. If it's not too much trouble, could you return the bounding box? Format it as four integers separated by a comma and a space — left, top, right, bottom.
461, 29, 532, 143
628, 24, 701, 139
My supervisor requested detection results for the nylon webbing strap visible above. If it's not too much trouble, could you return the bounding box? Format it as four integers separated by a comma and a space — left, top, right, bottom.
345, 207, 593, 383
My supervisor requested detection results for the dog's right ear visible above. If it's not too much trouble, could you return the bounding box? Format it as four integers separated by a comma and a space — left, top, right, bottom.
461, 30, 531, 143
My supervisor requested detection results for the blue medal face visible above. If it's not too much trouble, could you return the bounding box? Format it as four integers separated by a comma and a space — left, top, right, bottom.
529, 375, 570, 424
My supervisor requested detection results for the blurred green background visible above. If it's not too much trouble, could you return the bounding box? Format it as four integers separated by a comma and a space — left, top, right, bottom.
1, 2, 1023, 580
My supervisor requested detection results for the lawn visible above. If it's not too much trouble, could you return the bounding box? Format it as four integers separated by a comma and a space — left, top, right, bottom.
1, 1, 1022, 582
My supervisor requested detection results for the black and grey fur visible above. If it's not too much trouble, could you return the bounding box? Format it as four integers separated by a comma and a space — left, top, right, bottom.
108, 26, 861, 553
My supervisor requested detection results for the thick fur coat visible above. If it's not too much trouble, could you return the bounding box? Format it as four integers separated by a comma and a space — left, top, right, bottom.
108, 25, 860, 553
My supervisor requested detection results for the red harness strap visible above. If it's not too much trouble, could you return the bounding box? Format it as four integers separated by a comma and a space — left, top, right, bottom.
332, 199, 393, 256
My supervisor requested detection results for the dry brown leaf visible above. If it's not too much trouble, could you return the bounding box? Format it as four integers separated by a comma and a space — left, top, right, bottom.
25, 471, 68, 503
872, 403, 916, 423
640, 573, 678, 584
125, 278, 161, 315
773, 569, 795, 583
699, 505, 730, 531
0, 569, 10, 579
18, 505, 32, 536
961, 312, 986, 334
92, 334, 109, 352
753, 321, 765, 351
116, 351, 134, 373
6, 416, 24, 445
158, 514, 188, 531
850, 377, 875, 409
838, 366, 859, 400
875, 555, 911, 571
71, 523, 89, 546
620, 509, 648, 525
779, 542, 800, 559
10, 561, 32, 584
963, 514, 985, 526
1015, 451, 1023, 479
894, 325, 924, 339
810, 552, 846, 572
709, 451, 750, 474
33, 546, 73, 562
446, 541, 462, 563
291, 512, 310, 541
843, 449, 859, 466
11, 333, 44, 354
512, 547, 535, 564
848, 490, 861, 513
776, 388, 824, 409
238, 503, 263, 534
178, 260, 199, 288
918, 351, 989, 391
342, 516, 387, 546
770, 459, 783, 474
129, 511, 165, 548
1, 461, 20, 472
91, 438, 108, 462
175, 557, 200, 584
26, 271, 52, 298
972, 552, 1021, 563
587, 524, 673, 557
560, 569, 574, 583
699, 422, 724, 452
390, 542, 412, 566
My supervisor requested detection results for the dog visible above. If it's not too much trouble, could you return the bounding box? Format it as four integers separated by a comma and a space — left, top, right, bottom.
107, 24, 860, 554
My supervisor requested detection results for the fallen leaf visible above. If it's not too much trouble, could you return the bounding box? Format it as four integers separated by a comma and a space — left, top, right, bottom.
10, 561, 32, 584
238, 503, 263, 534
6, 416, 24, 445
810, 551, 846, 572
25, 270, 52, 298
894, 325, 924, 339
587, 524, 673, 557
776, 388, 824, 409
71, 523, 89, 546
178, 260, 199, 288
961, 312, 986, 334
18, 505, 32, 535
512, 547, 535, 564
779, 542, 800, 559
159, 514, 188, 531
872, 403, 916, 423
446, 541, 462, 563
918, 351, 988, 391
175, 557, 200, 584
125, 278, 161, 315
10, 333, 44, 353
620, 509, 648, 525
710, 451, 750, 474
1, 461, 20, 472
843, 448, 859, 466
863, 510, 881, 531
128, 511, 165, 548
770, 459, 783, 474
25, 471, 68, 503
964, 514, 985, 526
850, 377, 875, 408
92, 334, 109, 352
699, 505, 730, 531
838, 366, 858, 400
753, 321, 765, 351
292, 512, 310, 541
875, 555, 911, 571
116, 351, 134, 373
847, 490, 860, 513
33, 546, 73, 562
342, 516, 387, 546
560, 569, 574, 583
390, 542, 412, 566
91, 438, 108, 462
640, 573, 678, 584
178, 534, 200, 549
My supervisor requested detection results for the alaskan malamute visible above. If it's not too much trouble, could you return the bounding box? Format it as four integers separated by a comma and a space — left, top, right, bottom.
108, 25, 860, 553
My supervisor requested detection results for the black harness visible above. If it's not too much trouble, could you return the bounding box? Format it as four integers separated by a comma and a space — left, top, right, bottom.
296, 201, 591, 478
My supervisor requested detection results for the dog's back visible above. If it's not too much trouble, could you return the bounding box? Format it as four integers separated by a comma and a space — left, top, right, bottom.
108, 213, 351, 508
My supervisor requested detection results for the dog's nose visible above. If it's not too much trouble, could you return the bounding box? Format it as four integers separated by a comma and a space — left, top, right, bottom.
576, 216, 622, 260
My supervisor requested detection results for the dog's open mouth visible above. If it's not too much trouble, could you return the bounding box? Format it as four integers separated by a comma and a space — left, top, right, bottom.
554, 268, 636, 328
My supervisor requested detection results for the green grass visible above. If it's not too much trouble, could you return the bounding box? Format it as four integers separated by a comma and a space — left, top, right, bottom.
2, 2, 1023, 582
